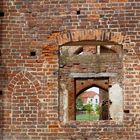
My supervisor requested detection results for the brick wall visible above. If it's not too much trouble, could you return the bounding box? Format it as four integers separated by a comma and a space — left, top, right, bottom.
0, 0, 140, 139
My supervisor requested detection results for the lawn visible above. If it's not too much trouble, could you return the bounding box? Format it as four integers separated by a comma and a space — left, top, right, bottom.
76, 113, 99, 121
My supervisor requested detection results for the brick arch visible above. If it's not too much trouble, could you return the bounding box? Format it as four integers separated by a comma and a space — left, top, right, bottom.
43, 29, 134, 58
76, 79, 108, 93
8, 71, 41, 93
43, 29, 134, 59
76, 82, 108, 98
8, 71, 41, 128
47, 29, 125, 46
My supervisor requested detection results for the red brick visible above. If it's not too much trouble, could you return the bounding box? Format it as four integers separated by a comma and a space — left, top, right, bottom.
0, 0, 139, 139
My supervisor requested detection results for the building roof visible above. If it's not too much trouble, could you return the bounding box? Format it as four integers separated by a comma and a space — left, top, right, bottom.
79, 91, 98, 98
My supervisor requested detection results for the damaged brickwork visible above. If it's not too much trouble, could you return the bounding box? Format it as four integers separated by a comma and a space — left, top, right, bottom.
0, 0, 140, 140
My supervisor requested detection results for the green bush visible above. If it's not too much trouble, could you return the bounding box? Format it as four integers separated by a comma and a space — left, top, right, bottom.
76, 98, 84, 111
95, 104, 100, 114
84, 102, 93, 114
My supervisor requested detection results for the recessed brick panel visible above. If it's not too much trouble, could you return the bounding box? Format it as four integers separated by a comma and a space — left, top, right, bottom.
12, 77, 38, 128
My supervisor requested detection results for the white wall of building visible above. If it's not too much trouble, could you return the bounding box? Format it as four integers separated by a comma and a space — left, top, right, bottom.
87, 95, 99, 110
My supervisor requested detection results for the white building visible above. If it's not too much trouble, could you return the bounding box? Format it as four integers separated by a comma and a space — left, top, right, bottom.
80, 91, 99, 111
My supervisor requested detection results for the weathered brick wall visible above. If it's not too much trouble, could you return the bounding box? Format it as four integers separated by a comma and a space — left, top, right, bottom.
0, 0, 140, 140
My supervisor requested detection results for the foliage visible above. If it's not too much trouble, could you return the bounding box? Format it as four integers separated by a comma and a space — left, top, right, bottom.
84, 102, 93, 114
95, 104, 100, 115
84, 102, 93, 120
76, 98, 84, 111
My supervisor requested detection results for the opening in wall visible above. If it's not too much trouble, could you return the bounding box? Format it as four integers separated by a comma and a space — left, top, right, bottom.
75, 78, 110, 121
59, 40, 123, 122
76, 87, 109, 121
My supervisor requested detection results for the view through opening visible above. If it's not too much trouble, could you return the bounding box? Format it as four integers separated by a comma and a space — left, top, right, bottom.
76, 86, 109, 121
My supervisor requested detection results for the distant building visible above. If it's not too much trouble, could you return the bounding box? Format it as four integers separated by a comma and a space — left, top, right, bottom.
79, 91, 99, 111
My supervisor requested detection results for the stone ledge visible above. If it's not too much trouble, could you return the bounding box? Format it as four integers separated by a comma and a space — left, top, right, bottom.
69, 72, 117, 78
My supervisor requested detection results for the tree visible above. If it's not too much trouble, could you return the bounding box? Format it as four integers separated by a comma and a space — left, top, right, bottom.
84, 102, 93, 120
76, 98, 84, 111
95, 104, 100, 115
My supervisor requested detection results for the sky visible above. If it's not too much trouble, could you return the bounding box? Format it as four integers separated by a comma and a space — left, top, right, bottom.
86, 87, 99, 94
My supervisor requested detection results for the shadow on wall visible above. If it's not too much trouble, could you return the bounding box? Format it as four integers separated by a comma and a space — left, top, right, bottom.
0, 0, 7, 139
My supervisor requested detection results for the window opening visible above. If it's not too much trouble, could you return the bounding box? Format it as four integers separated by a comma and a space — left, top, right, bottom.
95, 99, 98, 103
76, 86, 109, 121
59, 40, 123, 122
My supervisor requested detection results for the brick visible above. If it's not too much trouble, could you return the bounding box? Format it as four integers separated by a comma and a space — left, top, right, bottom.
0, 0, 140, 140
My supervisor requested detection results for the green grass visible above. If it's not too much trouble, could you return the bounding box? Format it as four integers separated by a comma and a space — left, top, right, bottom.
76, 113, 99, 121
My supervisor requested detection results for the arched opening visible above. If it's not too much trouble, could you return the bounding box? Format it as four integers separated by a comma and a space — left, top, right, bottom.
75, 78, 111, 121
76, 87, 100, 121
